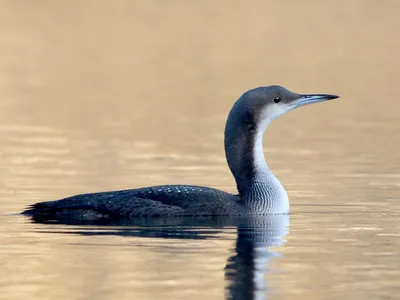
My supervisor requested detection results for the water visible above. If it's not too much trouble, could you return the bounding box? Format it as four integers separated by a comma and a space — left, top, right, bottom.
1, 1, 400, 299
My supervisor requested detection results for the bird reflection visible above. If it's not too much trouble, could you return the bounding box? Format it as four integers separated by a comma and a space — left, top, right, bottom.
28, 215, 289, 300
224, 216, 288, 300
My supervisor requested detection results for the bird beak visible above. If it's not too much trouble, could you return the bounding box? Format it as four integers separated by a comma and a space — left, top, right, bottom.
293, 94, 339, 108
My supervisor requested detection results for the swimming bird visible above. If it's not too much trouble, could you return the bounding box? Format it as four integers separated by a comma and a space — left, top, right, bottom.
22, 85, 338, 220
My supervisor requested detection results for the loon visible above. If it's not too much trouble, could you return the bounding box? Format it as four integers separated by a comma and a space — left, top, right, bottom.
22, 85, 338, 220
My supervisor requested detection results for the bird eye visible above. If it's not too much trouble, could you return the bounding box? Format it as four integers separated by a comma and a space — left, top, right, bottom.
274, 96, 281, 103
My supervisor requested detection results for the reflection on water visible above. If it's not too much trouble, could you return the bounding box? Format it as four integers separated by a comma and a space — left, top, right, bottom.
1, 0, 400, 299
224, 217, 288, 300
26, 215, 289, 300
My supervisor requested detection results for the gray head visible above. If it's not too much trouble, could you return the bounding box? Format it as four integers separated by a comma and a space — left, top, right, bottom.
230, 85, 339, 133
224, 85, 339, 195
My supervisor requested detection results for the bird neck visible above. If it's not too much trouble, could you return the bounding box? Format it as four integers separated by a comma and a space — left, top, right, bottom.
224, 104, 275, 195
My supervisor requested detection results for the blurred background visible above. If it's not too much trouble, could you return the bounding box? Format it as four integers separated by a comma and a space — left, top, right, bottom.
1, 1, 400, 300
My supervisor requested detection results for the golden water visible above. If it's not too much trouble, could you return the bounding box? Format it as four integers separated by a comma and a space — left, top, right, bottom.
1, 1, 400, 299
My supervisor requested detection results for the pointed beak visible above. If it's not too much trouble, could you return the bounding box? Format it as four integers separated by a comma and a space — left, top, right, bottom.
293, 93, 339, 108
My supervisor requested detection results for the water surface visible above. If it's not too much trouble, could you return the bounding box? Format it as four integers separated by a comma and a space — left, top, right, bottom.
1, 1, 400, 299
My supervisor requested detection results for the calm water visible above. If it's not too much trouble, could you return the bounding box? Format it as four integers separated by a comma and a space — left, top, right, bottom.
1, 1, 400, 299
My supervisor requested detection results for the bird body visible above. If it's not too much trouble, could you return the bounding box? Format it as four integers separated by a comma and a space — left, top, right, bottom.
23, 86, 338, 221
